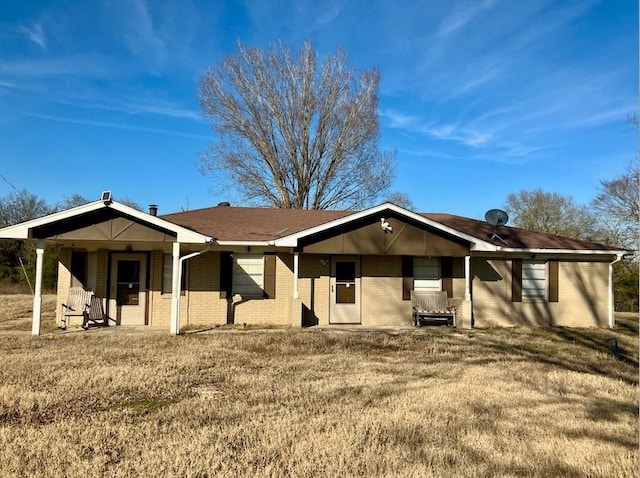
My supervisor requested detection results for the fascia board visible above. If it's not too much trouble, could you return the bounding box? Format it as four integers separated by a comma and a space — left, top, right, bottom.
494, 248, 628, 256
215, 240, 272, 246
274, 202, 496, 251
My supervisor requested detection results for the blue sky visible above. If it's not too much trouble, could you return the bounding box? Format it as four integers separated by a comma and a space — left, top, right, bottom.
0, 0, 637, 219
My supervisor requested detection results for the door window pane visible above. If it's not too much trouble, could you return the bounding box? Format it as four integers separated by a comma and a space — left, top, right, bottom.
335, 261, 356, 304
336, 283, 356, 303
117, 284, 139, 305
117, 260, 140, 283
336, 262, 356, 282
117, 260, 140, 305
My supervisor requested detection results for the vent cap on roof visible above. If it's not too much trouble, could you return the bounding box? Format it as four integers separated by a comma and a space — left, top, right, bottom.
149, 204, 158, 216
217, 201, 231, 207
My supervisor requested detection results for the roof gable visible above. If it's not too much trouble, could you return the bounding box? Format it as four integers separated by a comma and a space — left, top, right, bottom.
274, 203, 496, 251
0, 200, 211, 244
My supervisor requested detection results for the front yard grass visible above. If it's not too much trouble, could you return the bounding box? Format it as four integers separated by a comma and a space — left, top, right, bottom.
0, 295, 637, 477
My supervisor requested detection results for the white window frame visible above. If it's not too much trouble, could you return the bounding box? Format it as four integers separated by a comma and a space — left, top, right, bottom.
414, 257, 441, 292
232, 253, 264, 298
522, 260, 546, 300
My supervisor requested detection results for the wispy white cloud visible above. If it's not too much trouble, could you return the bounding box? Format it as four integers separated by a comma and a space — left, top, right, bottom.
17, 22, 47, 49
24, 112, 210, 140
57, 98, 204, 121
104, 0, 166, 66
0, 56, 112, 78
437, 0, 500, 38
381, 109, 494, 148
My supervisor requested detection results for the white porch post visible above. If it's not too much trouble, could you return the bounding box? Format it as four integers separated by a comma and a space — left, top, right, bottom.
170, 242, 181, 335
32, 239, 45, 336
608, 260, 615, 328
464, 255, 471, 301
293, 252, 300, 299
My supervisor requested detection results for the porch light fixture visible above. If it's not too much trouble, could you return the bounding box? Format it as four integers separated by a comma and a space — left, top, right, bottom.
380, 218, 393, 233
101, 191, 113, 204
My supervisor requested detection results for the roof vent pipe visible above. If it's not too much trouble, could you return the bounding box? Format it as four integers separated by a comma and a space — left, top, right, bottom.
217, 201, 231, 207
149, 204, 158, 216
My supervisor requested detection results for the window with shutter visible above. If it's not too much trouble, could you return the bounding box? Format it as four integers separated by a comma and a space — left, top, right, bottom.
232, 254, 264, 298
414, 257, 441, 291
522, 260, 546, 300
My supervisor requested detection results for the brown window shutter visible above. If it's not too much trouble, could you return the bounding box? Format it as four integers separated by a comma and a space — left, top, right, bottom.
402, 256, 414, 301
548, 260, 559, 302
512, 259, 522, 302
263, 254, 277, 299
219, 252, 233, 299
441, 257, 453, 298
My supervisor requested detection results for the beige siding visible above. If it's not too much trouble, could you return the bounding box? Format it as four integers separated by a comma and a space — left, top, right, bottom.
148, 250, 171, 328
361, 255, 412, 325
56, 248, 73, 326
133, 250, 298, 329
472, 258, 610, 327
183, 251, 226, 326
452, 257, 466, 299
232, 253, 294, 326
471, 258, 513, 326
94, 250, 108, 298
55, 247, 611, 330
299, 255, 331, 326
299, 254, 465, 327
554, 261, 609, 326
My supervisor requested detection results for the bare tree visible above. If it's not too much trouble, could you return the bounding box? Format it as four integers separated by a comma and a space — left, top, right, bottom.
0, 189, 50, 227
592, 158, 639, 250
386, 192, 415, 210
198, 41, 395, 210
55, 194, 91, 211
54, 194, 143, 212
504, 189, 602, 241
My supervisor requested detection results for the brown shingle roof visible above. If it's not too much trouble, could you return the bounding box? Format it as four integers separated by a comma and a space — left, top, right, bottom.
161, 206, 351, 241
422, 213, 616, 251
161, 205, 621, 251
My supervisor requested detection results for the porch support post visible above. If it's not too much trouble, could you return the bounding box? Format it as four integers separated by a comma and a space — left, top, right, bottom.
32, 239, 45, 336
293, 252, 299, 299
170, 242, 181, 335
608, 261, 614, 328
464, 255, 471, 301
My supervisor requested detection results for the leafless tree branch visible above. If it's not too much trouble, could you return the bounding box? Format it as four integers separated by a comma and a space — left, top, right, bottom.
198, 41, 394, 209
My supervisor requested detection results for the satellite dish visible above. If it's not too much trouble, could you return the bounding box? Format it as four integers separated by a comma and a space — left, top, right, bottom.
485, 209, 509, 227
484, 209, 509, 244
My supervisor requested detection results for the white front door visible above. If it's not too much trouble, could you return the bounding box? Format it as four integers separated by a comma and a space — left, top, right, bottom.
329, 257, 361, 324
109, 253, 147, 326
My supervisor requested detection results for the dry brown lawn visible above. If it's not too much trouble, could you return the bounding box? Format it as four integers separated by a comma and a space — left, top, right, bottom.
0, 295, 637, 477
